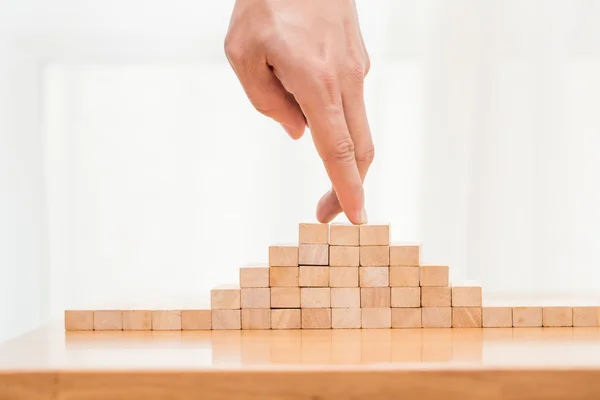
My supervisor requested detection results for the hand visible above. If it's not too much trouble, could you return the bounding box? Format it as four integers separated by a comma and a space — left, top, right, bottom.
225, 0, 373, 225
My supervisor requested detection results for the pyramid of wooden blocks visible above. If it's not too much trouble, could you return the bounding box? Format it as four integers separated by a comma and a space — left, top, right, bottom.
65, 222, 599, 331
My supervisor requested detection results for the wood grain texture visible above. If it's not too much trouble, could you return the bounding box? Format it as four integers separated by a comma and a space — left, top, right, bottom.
543, 307, 573, 327
268, 245, 298, 267
421, 287, 451, 307
359, 224, 390, 245
359, 246, 390, 267
269, 267, 299, 287
329, 267, 359, 287
301, 288, 331, 308
299, 266, 329, 287
298, 244, 329, 266
390, 287, 421, 308
152, 311, 182, 331
271, 309, 301, 329
270, 287, 301, 308
389, 245, 420, 266
573, 307, 600, 327
331, 308, 362, 329
301, 308, 332, 329
211, 310, 241, 330
422, 307, 452, 328
299, 223, 329, 244
482, 307, 512, 328
122, 310, 152, 331
391, 308, 421, 328
389, 266, 419, 287
329, 246, 360, 267
0, 373, 56, 400
513, 307, 543, 327
330, 288, 361, 308
452, 307, 482, 328
211, 287, 241, 310
241, 309, 271, 330
181, 310, 211, 330
241, 288, 271, 309
451, 287, 482, 307
359, 267, 389, 287
239, 267, 269, 288
361, 287, 391, 308
64, 310, 93, 331
362, 308, 392, 329
419, 266, 449, 287
329, 224, 359, 245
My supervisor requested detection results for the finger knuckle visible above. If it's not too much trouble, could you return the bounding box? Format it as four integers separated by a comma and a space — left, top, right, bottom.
347, 60, 366, 84
323, 137, 356, 165
224, 37, 245, 65
357, 144, 375, 166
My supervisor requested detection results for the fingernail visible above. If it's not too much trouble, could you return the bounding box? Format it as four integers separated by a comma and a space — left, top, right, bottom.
360, 208, 368, 224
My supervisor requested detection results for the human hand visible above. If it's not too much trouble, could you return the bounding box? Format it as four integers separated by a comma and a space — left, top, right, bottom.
225, 0, 373, 225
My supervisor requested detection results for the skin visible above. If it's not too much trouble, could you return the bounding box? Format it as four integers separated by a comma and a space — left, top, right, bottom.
224, 0, 373, 225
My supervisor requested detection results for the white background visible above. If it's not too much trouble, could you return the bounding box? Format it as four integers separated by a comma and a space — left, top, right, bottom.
2, 0, 600, 342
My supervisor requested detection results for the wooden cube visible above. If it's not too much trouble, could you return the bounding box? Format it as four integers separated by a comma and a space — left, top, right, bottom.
362, 308, 392, 329
421, 287, 451, 307
122, 310, 152, 331
329, 224, 359, 246
242, 308, 271, 330
211, 286, 241, 310
212, 309, 241, 330
269, 267, 299, 287
573, 307, 600, 327
298, 244, 329, 265
269, 245, 298, 267
271, 309, 301, 329
241, 288, 271, 308
391, 287, 421, 308
181, 310, 211, 330
93, 310, 122, 331
299, 223, 329, 244
543, 307, 573, 327
301, 287, 331, 308
359, 267, 389, 287
152, 310, 182, 330
329, 246, 359, 267
389, 266, 419, 287
270, 287, 300, 308
330, 267, 358, 287
64, 310, 94, 331
512, 307, 542, 327
391, 308, 421, 328
421, 307, 452, 328
451, 286, 482, 307
419, 266, 449, 287
331, 288, 361, 308
299, 266, 329, 287
361, 287, 390, 308
302, 308, 332, 329
240, 267, 269, 288
331, 308, 361, 329
482, 307, 512, 328
389, 245, 420, 266
359, 246, 390, 267
359, 224, 390, 246
452, 307, 482, 328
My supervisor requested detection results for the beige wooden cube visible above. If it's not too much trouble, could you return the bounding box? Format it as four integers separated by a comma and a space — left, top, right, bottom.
362, 308, 392, 329
361, 287, 390, 308
241, 288, 271, 309
271, 309, 301, 329
389, 245, 420, 266
359, 267, 389, 287
269, 245, 298, 267
389, 266, 419, 287
299, 244, 329, 265
270, 287, 301, 308
359, 246, 390, 267
299, 266, 329, 287
152, 310, 182, 330
421, 287, 451, 307
181, 310, 211, 330
299, 223, 329, 244
64, 310, 94, 331
391, 287, 421, 308
240, 267, 269, 288
573, 307, 600, 327
391, 308, 421, 328
359, 224, 390, 245
331, 287, 360, 308
482, 307, 512, 328
421, 307, 452, 328
329, 267, 358, 287
419, 266, 449, 287
301, 288, 331, 308
302, 308, 332, 329
122, 310, 152, 331
211, 286, 241, 310
451, 286, 482, 307
331, 308, 361, 328
329, 246, 359, 267
452, 307, 482, 328
329, 224, 359, 246
512, 307, 542, 327
543, 307, 573, 327
269, 267, 299, 287
93, 310, 123, 331
242, 308, 271, 330
212, 309, 241, 330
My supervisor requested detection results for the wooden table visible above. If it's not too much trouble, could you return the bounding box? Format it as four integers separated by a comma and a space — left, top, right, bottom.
1, 324, 600, 399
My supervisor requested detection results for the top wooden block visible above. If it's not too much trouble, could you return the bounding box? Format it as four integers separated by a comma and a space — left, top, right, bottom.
419, 266, 449, 287
211, 285, 241, 310
269, 245, 298, 267
299, 223, 329, 244
329, 224, 359, 246
359, 224, 390, 246
389, 245, 420, 266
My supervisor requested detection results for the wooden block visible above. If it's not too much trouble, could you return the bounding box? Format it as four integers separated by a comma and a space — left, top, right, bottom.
301, 288, 331, 308
512, 307, 542, 327
122, 310, 152, 331
389, 266, 419, 287
329, 267, 358, 287
389, 245, 420, 266
359, 267, 389, 287
269, 267, 299, 287
329, 224, 359, 246
573, 307, 600, 327
391, 287, 421, 308
181, 310, 211, 330
270, 287, 301, 308
421, 287, 451, 307
452, 307, 482, 328
543, 307, 573, 327
298, 244, 329, 265
152, 310, 181, 330
269, 245, 298, 267
212, 309, 241, 330
361, 308, 392, 329
241, 308, 271, 330
301, 308, 332, 329
482, 307, 512, 327
421, 307, 452, 328
331, 308, 361, 328
211, 286, 241, 309
360, 287, 390, 308
299, 266, 329, 287
359, 224, 390, 245
331, 288, 361, 308
299, 222, 329, 244
239, 267, 269, 288
451, 286, 482, 307
241, 288, 271, 308
93, 310, 123, 331
419, 266, 449, 287
359, 246, 390, 267
64, 310, 94, 331
391, 308, 421, 328
271, 309, 301, 329
329, 246, 359, 267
